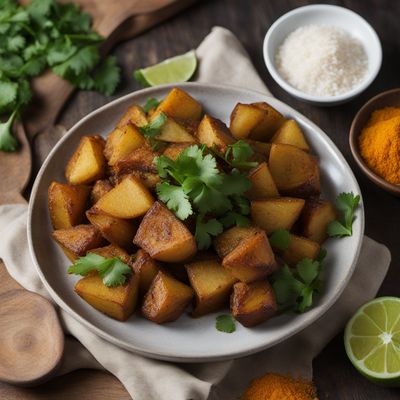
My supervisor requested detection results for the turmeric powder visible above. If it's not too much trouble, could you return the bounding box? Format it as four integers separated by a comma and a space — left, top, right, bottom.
359, 106, 400, 185
241, 373, 317, 400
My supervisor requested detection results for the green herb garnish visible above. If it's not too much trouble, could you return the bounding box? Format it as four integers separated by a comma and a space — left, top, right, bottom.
224, 140, 258, 169
269, 229, 291, 251
216, 314, 236, 333
139, 112, 167, 138
143, 98, 160, 113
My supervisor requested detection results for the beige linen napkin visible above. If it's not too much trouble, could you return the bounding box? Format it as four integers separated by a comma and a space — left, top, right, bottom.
0, 27, 392, 400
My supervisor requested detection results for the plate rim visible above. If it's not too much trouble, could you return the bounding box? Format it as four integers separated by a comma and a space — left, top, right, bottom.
27, 82, 364, 362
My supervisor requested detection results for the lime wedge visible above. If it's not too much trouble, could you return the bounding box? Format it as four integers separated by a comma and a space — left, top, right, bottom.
134, 50, 197, 87
344, 297, 400, 386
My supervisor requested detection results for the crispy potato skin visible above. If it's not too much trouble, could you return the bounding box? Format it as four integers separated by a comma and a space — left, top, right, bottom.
197, 115, 235, 153
282, 234, 320, 266
91, 180, 113, 204
231, 281, 277, 327
142, 271, 194, 323
246, 162, 279, 199
134, 201, 197, 262
89, 244, 131, 264
116, 104, 148, 128
130, 249, 160, 295
249, 102, 285, 141
48, 181, 90, 230
112, 146, 158, 176
156, 88, 202, 120
162, 143, 193, 161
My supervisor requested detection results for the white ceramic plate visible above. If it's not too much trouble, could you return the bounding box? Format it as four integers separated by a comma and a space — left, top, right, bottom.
28, 83, 364, 362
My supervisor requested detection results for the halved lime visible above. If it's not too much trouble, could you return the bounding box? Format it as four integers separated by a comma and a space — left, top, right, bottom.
134, 50, 197, 87
344, 297, 400, 386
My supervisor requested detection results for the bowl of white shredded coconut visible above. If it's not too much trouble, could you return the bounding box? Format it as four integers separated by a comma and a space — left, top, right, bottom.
263, 4, 382, 106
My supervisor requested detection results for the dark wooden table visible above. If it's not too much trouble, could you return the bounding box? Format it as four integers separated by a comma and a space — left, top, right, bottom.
2, 0, 399, 398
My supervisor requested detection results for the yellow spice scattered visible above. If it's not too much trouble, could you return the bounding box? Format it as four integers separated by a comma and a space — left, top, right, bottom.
359, 106, 400, 185
241, 373, 317, 400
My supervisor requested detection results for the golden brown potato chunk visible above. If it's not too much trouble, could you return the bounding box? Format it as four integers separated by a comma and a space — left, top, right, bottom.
162, 143, 192, 161
302, 199, 337, 243
231, 281, 277, 327
271, 119, 310, 151
197, 115, 235, 153
142, 271, 194, 323
186, 259, 237, 317
282, 234, 321, 266
95, 175, 154, 219
157, 88, 202, 120
52, 224, 104, 261
244, 139, 272, 157
152, 111, 196, 143
75, 272, 139, 321
48, 182, 90, 230
222, 228, 277, 283
269, 143, 320, 198
133, 201, 197, 262
246, 162, 279, 199
251, 197, 305, 234
116, 104, 148, 128
112, 146, 158, 176
250, 102, 285, 141
90, 180, 113, 204
104, 124, 145, 166
86, 206, 137, 249
89, 244, 131, 264
65, 135, 106, 185
130, 249, 160, 295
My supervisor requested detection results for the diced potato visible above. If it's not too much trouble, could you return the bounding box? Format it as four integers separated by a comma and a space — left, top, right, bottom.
152, 111, 197, 143
133, 201, 196, 262
271, 119, 310, 151
229, 103, 266, 139
91, 180, 113, 204
214, 226, 260, 259
222, 228, 277, 283
282, 234, 320, 266
89, 244, 131, 264
302, 199, 337, 243
104, 124, 145, 166
251, 197, 305, 234
86, 206, 137, 249
116, 104, 148, 128
269, 144, 320, 198
112, 146, 158, 176
197, 115, 235, 153
130, 249, 160, 295
75, 272, 139, 321
52, 224, 104, 261
186, 259, 237, 317
112, 171, 160, 191
231, 281, 277, 327
246, 162, 279, 199
65, 135, 106, 185
142, 271, 194, 323
95, 176, 154, 219
48, 181, 90, 229
250, 102, 285, 141
244, 139, 271, 157
157, 88, 202, 120
162, 143, 192, 161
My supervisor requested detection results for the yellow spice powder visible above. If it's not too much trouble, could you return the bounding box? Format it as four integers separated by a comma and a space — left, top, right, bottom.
358, 107, 400, 185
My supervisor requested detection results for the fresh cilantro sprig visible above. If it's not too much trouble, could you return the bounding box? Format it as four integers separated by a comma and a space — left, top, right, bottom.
68, 253, 132, 287
139, 112, 167, 138
224, 140, 258, 169
327, 192, 360, 238
143, 98, 160, 113
269, 229, 291, 251
216, 314, 236, 333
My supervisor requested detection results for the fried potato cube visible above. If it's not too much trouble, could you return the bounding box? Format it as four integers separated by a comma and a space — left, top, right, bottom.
231, 281, 277, 327
52, 224, 104, 262
65, 135, 106, 185
86, 206, 137, 249
271, 119, 310, 151
75, 272, 139, 321
157, 88, 202, 120
186, 259, 237, 317
162, 143, 192, 161
282, 234, 321, 266
302, 199, 337, 243
104, 124, 146, 166
152, 111, 196, 143
244, 139, 272, 157
221, 228, 277, 283
95, 176, 154, 219
269, 144, 320, 198
48, 181, 90, 230
90, 180, 113, 204
250, 102, 285, 141
133, 201, 196, 262
246, 162, 279, 199
112, 146, 158, 176
197, 115, 235, 153
116, 104, 148, 128
251, 197, 305, 234
142, 271, 194, 323
130, 249, 160, 295
89, 244, 131, 264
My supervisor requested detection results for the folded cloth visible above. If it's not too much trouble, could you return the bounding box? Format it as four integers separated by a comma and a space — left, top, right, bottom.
0, 27, 391, 400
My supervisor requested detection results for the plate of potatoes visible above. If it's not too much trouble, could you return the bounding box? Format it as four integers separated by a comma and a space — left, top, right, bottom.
28, 83, 364, 362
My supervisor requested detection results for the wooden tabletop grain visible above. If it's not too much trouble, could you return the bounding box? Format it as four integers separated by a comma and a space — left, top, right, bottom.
2, 0, 399, 399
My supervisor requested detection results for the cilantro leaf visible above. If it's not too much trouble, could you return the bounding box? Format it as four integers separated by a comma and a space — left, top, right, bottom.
296, 258, 320, 285
143, 98, 160, 113
100, 258, 132, 287
269, 229, 291, 250
156, 182, 192, 220
195, 216, 223, 250
0, 108, 18, 152
224, 140, 258, 169
93, 56, 120, 96
216, 314, 236, 333
139, 112, 167, 138
220, 211, 250, 228
0, 80, 17, 112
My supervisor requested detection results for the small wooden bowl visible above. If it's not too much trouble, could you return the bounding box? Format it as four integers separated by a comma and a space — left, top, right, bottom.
349, 88, 400, 196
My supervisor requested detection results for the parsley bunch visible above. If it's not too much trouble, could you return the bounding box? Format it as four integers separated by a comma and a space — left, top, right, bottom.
154, 144, 254, 249
0, 0, 120, 152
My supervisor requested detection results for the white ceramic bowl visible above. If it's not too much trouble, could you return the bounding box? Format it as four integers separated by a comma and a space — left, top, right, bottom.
28, 83, 364, 362
263, 4, 382, 106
